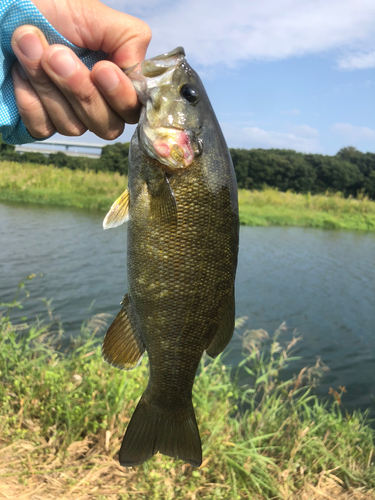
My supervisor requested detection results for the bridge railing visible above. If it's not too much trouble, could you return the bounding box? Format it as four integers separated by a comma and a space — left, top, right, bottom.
15, 140, 106, 159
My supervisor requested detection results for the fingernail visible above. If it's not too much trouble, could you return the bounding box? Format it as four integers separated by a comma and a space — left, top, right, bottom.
16, 32, 44, 60
94, 66, 120, 92
48, 48, 77, 78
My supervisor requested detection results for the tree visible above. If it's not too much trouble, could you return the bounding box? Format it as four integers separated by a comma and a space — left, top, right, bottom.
98, 142, 129, 175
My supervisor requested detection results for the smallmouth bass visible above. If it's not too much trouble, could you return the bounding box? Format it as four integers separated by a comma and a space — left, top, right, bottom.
102, 47, 239, 467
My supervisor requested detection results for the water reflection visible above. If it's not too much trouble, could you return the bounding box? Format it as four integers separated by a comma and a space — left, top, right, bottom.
1, 201, 374, 417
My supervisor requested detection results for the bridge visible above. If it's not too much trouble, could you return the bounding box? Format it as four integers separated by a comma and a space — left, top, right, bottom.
15, 140, 106, 159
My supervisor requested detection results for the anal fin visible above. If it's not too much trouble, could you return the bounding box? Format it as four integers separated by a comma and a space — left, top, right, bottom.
103, 188, 130, 230
102, 295, 145, 370
206, 290, 235, 358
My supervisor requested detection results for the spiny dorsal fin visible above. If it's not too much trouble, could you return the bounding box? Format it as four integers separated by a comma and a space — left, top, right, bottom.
103, 188, 130, 230
102, 295, 145, 370
206, 291, 235, 358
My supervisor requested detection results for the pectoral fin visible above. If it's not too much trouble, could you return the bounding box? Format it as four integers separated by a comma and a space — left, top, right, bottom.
102, 295, 145, 370
206, 291, 235, 358
103, 188, 130, 230
149, 174, 177, 225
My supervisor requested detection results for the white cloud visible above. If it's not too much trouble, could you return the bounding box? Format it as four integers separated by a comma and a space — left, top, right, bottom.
104, 0, 375, 68
221, 123, 321, 152
331, 123, 375, 141
337, 51, 375, 70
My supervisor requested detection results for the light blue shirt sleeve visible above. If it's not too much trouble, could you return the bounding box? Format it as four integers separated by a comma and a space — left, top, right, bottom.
0, 0, 108, 145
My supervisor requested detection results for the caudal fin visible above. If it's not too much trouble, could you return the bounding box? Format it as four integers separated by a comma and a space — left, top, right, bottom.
119, 395, 202, 467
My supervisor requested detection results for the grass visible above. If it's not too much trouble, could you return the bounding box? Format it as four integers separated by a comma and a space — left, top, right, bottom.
1, 159, 375, 231
0, 279, 374, 499
0, 160, 126, 211
238, 189, 375, 231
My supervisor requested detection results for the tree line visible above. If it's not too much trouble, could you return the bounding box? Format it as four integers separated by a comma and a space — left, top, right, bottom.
230, 146, 375, 199
1, 135, 374, 199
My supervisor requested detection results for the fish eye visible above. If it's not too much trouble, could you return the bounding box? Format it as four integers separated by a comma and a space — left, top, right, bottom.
180, 84, 199, 104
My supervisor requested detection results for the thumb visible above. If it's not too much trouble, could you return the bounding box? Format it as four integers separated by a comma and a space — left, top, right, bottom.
97, 9, 152, 68
31, 0, 151, 68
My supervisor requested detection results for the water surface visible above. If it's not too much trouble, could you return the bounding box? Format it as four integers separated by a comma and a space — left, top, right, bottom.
1, 202, 374, 417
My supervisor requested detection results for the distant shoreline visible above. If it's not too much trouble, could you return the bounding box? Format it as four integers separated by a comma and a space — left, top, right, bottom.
1, 159, 375, 231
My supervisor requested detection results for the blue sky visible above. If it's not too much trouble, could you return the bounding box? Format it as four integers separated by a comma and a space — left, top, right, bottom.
54, 0, 375, 156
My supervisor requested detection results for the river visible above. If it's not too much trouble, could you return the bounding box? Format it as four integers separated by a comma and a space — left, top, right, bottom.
1, 201, 374, 418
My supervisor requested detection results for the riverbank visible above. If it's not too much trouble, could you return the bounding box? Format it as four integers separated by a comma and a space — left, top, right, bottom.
1, 281, 375, 499
1, 160, 375, 231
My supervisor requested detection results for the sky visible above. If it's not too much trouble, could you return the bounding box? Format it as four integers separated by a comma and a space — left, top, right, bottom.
53, 0, 375, 156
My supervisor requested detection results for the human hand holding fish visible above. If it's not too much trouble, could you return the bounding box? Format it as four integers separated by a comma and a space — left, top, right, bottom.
10, 0, 151, 140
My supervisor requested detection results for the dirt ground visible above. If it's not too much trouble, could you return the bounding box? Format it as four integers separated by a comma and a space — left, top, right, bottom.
1, 439, 374, 500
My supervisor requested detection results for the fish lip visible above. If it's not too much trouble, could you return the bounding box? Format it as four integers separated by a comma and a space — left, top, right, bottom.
123, 48, 185, 78
139, 125, 203, 171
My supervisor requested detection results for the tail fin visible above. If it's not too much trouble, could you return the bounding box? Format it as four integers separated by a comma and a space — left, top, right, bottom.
119, 394, 202, 467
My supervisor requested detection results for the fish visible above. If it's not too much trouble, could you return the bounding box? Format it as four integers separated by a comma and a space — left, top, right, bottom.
102, 47, 239, 468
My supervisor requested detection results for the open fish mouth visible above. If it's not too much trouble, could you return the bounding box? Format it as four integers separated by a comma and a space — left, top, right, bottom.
139, 125, 203, 171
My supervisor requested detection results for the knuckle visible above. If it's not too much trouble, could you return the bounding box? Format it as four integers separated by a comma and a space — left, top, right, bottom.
56, 122, 87, 137
124, 109, 140, 125
73, 81, 99, 108
27, 121, 56, 140
139, 24, 152, 45
16, 93, 56, 139
34, 77, 59, 96
16, 93, 42, 115
99, 123, 125, 141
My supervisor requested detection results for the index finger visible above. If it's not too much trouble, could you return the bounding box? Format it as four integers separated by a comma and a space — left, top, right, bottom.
91, 61, 141, 124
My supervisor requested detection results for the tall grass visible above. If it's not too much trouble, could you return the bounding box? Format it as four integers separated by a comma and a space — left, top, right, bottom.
1, 280, 374, 499
238, 188, 375, 231
1, 160, 375, 231
0, 160, 126, 211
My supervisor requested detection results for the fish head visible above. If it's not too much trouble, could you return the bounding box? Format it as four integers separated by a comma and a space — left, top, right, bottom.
127, 47, 205, 173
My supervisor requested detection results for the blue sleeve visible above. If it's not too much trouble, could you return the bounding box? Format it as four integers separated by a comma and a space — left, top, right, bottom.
0, 0, 108, 145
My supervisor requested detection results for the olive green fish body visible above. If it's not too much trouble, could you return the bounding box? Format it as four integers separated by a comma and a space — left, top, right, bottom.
102, 48, 239, 467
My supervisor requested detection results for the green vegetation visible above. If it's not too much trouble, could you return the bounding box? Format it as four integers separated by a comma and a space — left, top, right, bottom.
0, 133, 129, 175
231, 147, 375, 199
1, 159, 375, 231
0, 160, 127, 211
239, 188, 375, 231
1, 280, 374, 498
1, 132, 375, 198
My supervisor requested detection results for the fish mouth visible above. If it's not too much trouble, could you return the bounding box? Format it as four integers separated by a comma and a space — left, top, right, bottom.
141, 47, 186, 78
139, 124, 203, 172
129, 47, 203, 172
125, 47, 186, 104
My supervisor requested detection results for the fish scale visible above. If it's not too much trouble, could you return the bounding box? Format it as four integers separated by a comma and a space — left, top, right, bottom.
102, 47, 238, 467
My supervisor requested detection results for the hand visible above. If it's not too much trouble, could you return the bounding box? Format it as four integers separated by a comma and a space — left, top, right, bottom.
11, 0, 151, 140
